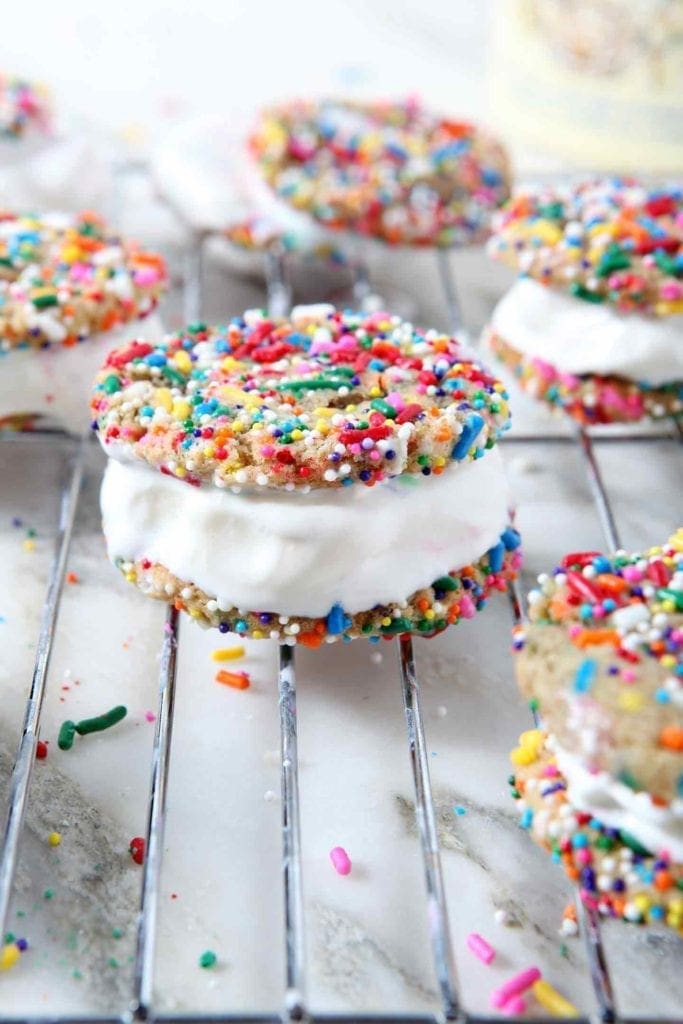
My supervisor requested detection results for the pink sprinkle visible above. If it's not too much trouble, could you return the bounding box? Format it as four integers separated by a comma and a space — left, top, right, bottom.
144, 711, 156, 723
622, 566, 643, 583
568, 624, 582, 638
491, 966, 541, 1008
459, 594, 476, 619
329, 846, 351, 876
386, 391, 405, 412
466, 932, 495, 964
134, 268, 160, 286
621, 669, 636, 683
661, 282, 683, 301
576, 848, 592, 866
501, 995, 526, 1016
542, 764, 560, 777
260, 444, 275, 457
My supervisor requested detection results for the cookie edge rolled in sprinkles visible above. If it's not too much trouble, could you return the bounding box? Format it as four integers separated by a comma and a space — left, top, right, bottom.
249, 97, 512, 248
114, 526, 522, 645
486, 326, 683, 424
0, 210, 167, 353
91, 308, 512, 490
509, 733, 682, 933
487, 179, 683, 317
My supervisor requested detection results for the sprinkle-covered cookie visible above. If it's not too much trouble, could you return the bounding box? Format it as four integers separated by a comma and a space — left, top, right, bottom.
91, 306, 511, 490
0, 211, 167, 352
0, 73, 51, 140
250, 98, 510, 247
486, 327, 683, 424
488, 179, 683, 316
509, 731, 682, 932
512, 533, 683, 804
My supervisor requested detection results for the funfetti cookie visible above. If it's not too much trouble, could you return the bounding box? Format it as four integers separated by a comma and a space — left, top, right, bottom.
91, 305, 521, 645
509, 532, 683, 931
250, 98, 511, 248
0, 211, 166, 434
485, 179, 683, 424
0, 73, 51, 152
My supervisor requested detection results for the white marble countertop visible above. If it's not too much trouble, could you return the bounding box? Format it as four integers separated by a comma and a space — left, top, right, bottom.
1, 180, 682, 1020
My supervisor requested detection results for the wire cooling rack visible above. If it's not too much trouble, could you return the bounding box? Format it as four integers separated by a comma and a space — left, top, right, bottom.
0, 192, 682, 1024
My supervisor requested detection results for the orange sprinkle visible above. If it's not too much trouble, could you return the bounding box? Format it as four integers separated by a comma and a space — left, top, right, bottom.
65, 571, 79, 584
571, 628, 619, 649
297, 632, 323, 649
562, 903, 577, 921
215, 670, 250, 690
654, 870, 674, 891
659, 725, 683, 751
596, 574, 628, 594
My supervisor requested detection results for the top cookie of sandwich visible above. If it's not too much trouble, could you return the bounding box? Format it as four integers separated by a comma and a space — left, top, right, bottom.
0, 73, 51, 139
512, 531, 683, 805
488, 179, 683, 316
249, 98, 510, 247
0, 211, 167, 352
91, 305, 511, 490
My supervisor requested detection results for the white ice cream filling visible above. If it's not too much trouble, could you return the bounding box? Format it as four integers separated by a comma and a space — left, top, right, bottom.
491, 278, 683, 387
554, 740, 683, 862
0, 314, 165, 435
101, 446, 510, 618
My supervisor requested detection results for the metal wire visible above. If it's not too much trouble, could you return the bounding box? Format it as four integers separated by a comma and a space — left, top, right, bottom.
132, 605, 180, 1020
0, 434, 86, 944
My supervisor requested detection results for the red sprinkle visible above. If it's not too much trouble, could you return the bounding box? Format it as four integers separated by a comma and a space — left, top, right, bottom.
560, 551, 601, 569
36, 740, 48, 760
129, 837, 145, 865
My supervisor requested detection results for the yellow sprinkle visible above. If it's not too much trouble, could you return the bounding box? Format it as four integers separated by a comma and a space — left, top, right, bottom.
618, 690, 644, 712
124, 571, 136, 583
211, 646, 245, 662
380, 617, 392, 627
61, 244, 82, 263
172, 399, 191, 420
510, 746, 537, 766
634, 893, 651, 912
189, 607, 201, 619
174, 466, 186, 478
669, 528, 683, 552
48, 831, 61, 847
660, 654, 676, 668
532, 980, 579, 1017
369, 386, 382, 398
22, 539, 35, 553
313, 407, 334, 417
220, 356, 242, 372
519, 728, 544, 750
232, 421, 245, 434
203, 444, 215, 458
344, 404, 357, 412
425, 609, 435, 620
290, 429, 303, 440
315, 419, 330, 435
251, 630, 264, 639
0, 944, 20, 971
434, 456, 446, 468
173, 350, 192, 373
155, 387, 173, 412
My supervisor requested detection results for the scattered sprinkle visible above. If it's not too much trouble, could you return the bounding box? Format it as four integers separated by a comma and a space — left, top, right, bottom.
466, 932, 495, 964
129, 837, 145, 865
47, 832, 61, 847
329, 846, 352, 876
211, 646, 245, 662
215, 670, 250, 690
199, 950, 217, 969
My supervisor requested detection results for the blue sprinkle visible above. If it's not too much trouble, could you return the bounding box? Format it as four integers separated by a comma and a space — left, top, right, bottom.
453, 805, 466, 816
655, 688, 671, 703
572, 833, 588, 848
326, 603, 346, 635
520, 808, 533, 830
501, 527, 521, 551
144, 353, 167, 367
487, 542, 505, 573
451, 413, 485, 460
574, 658, 598, 693
592, 556, 612, 573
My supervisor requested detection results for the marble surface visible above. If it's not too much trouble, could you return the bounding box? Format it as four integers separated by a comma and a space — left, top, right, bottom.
1, 187, 682, 1019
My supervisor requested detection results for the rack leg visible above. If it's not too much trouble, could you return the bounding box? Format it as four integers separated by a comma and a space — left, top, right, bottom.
264, 246, 292, 320
576, 893, 617, 1024
183, 233, 206, 325
278, 645, 307, 1021
132, 605, 180, 1020
575, 427, 622, 551
436, 250, 465, 337
0, 437, 86, 941
398, 636, 459, 1021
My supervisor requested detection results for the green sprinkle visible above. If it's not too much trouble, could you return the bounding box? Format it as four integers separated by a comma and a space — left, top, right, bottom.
107, 957, 119, 969
560, 943, 568, 959
58, 720, 76, 751
620, 831, 652, 856
72, 969, 83, 980
380, 617, 412, 635
43, 889, 54, 900
32, 293, 58, 309
657, 587, 683, 611
187, 322, 207, 333
161, 365, 186, 385
4, 933, 15, 944
75, 705, 127, 736
538, 201, 564, 220
569, 282, 605, 304
111, 928, 123, 940
369, 398, 397, 418
595, 244, 631, 277
199, 950, 217, 969
102, 374, 121, 395
528, 697, 539, 713
654, 251, 681, 277
432, 575, 458, 592
275, 375, 349, 393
